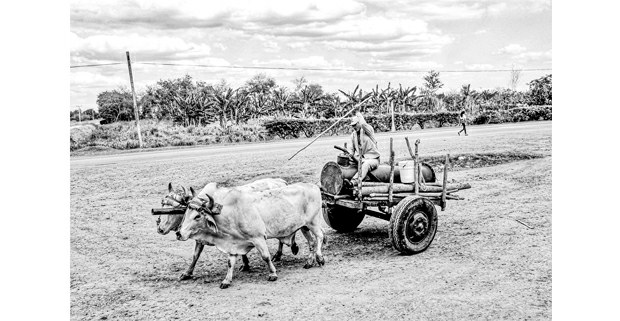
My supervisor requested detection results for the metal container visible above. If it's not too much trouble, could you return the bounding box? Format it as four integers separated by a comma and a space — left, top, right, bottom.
399, 161, 415, 183
336, 154, 351, 167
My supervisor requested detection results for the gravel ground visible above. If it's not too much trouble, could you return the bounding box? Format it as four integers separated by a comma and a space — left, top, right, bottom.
70, 122, 552, 320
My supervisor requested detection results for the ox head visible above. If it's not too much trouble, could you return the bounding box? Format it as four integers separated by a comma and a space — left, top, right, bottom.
157, 183, 191, 235
176, 187, 222, 241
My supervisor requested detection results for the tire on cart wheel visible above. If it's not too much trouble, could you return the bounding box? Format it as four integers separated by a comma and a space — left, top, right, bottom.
323, 205, 365, 232
389, 196, 438, 255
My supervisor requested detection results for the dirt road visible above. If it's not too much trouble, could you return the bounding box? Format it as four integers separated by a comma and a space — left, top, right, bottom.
70, 121, 551, 320
71, 121, 551, 168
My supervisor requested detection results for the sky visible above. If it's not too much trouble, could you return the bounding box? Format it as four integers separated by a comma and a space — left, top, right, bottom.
70, 0, 552, 110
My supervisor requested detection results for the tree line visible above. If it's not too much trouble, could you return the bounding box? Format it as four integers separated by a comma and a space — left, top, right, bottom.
69, 108, 100, 122
83, 71, 552, 127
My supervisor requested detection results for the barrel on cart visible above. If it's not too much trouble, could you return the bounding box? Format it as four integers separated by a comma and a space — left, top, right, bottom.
320, 138, 470, 254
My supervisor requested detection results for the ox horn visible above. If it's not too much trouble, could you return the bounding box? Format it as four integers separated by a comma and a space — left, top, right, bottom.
190, 186, 198, 198
181, 186, 187, 196
168, 182, 173, 193
205, 193, 216, 211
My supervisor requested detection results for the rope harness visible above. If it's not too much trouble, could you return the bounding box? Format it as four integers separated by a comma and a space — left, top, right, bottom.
156, 192, 189, 229
156, 188, 223, 234
188, 194, 223, 216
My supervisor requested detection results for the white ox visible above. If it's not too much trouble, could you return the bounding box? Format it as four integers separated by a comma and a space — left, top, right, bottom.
177, 182, 326, 288
157, 178, 293, 280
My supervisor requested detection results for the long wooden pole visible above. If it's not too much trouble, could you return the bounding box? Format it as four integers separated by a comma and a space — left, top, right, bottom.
288, 97, 370, 161
388, 138, 395, 210
414, 139, 420, 195
360, 183, 469, 195
369, 192, 462, 198
390, 100, 396, 132
126, 51, 143, 148
405, 137, 415, 159
441, 154, 449, 211
356, 129, 364, 200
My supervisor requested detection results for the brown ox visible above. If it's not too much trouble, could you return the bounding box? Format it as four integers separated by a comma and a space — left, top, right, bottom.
157, 178, 295, 280
177, 182, 325, 288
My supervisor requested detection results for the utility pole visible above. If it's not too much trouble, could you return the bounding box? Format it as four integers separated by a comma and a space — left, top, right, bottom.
78, 106, 82, 123
126, 51, 143, 148
390, 100, 396, 132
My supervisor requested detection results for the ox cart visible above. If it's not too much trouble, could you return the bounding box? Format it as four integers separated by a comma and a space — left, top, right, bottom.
320, 137, 470, 255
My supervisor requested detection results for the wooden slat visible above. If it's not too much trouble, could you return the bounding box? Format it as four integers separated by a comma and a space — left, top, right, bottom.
335, 199, 364, 210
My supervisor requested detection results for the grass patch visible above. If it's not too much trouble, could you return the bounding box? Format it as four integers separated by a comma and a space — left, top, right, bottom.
70, 119, 268, 153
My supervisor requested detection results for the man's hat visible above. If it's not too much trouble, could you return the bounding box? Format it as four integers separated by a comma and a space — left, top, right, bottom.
350, 112, 362, 125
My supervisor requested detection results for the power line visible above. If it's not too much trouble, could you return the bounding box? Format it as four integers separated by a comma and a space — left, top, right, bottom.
136, 62, 551, 73
70, 60, 551, 73
70, 62, 124, 69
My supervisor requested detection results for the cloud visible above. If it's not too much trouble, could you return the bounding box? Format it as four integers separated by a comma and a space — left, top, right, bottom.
252, 35, 282, 52
70, 32, 212, 63
69, 0, 550, 109
404, 2, 486, 20
315, 23, 452, 60
493, 44, 551, 64
495, 44, 527, 55
71, 0, 228, 29
366, 58, 443, 70
212, 43, 227, 52
71, 0, 366, 30
247, 16, 429, 43
286, 41, 311, 50
522, 0, 551, 12
232, 0, 366, 25
514, 50, 552, 63
70, 1, 454, 64
360, 0, 485, 20
70, 71, 127, 98
252, 56, 347, 69
324, 32, 451, 52
464, 63, 494, 70
359, 0, 550, 21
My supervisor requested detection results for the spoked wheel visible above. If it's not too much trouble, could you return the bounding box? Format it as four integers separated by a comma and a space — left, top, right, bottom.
389, 196, 438, 255
323, 205, 365, 232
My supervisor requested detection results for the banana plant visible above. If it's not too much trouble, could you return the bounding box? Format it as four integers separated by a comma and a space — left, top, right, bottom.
460, 84, 471, 111
229, 90, 251, 124
294, 85, 323, 118
207, 88, 236, 128
171, 90, 208, 126
271, 86, 292, 117
379, 83, 396, 114
248, 92, 272, 118
395, 84, 417, 113
321, 93, 342, 118
339, 85, 372, 113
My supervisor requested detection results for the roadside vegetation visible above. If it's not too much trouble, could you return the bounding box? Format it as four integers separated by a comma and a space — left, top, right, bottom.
70, 72, 552, 152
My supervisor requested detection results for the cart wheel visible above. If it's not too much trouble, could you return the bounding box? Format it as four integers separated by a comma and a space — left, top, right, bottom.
323, 205, 365, 232
389, 196, 438, 255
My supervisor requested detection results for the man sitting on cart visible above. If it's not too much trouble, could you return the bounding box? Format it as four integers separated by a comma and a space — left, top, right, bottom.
348, 112, 380, 185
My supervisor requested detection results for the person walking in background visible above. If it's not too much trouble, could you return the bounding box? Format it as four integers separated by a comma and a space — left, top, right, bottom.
457, 110, 468, 136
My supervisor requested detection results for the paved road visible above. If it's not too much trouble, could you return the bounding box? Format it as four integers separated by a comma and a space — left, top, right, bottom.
70, 121, 551, 168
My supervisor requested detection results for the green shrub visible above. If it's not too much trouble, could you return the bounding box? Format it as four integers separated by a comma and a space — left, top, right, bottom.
70, 106, 551, 152
472, 106, 552, 125
263, 112, 460, 139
